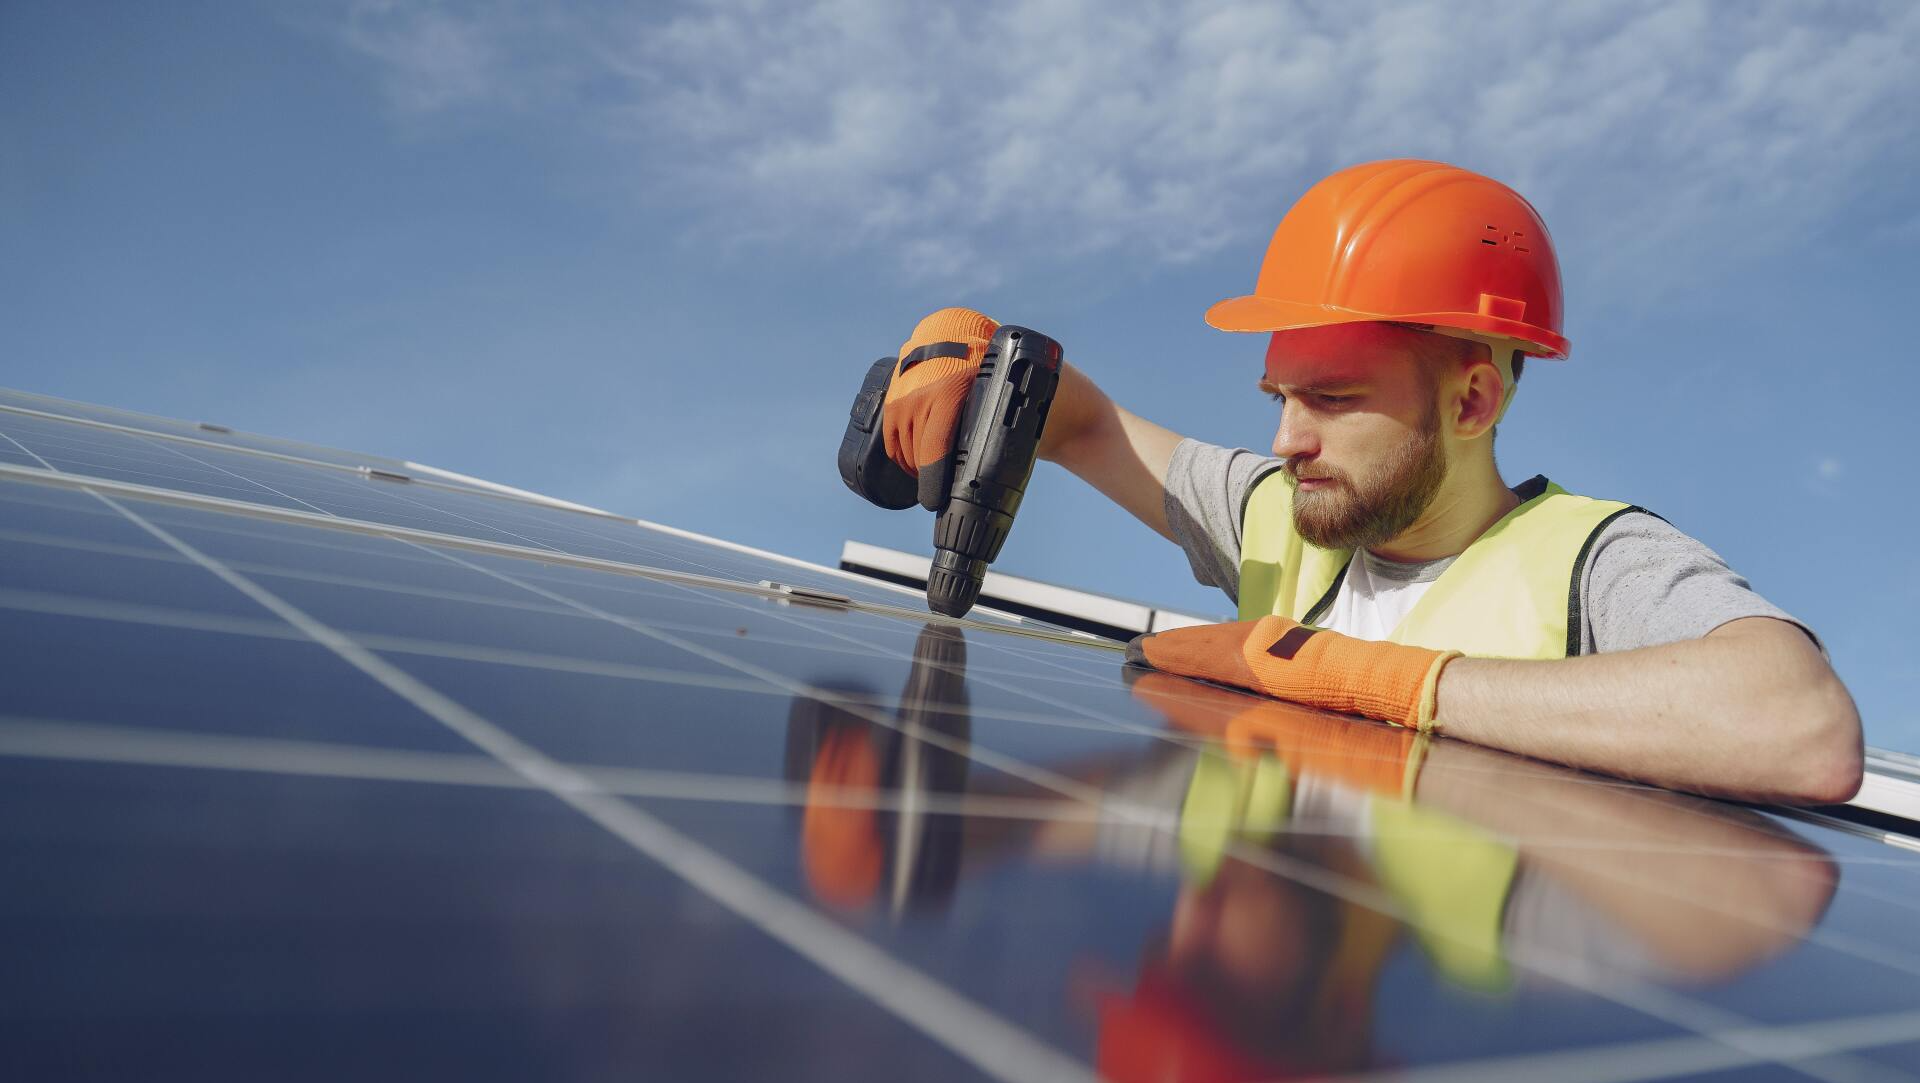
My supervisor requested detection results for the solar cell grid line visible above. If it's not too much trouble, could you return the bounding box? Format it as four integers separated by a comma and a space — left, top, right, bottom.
1, 393, 1046, 625
399, 542, 1134, 808
0, 387, 396, 461
0, 691, 1909, 881
0, 716, 1119, 826
17, 507, 1908, 903
4, 467, 1898, 869
146, 400, 1049, 629
0, 391, 1127, 640
641, 573, 1209, 750
410, 556, 1202, 769
283, 448, 1041, 622
127, 428, 341, 518
4, 537, 1913, 885
456, 555, 1130, 695
15, 403, 1920, 1075
563, 542, 1812, 848
128, 424, 594, 559
0, 392, 500, 490
0, 422, 1036, 633
1334, 1011, 1920, 1083
0, 460, 1098, 650
0, 428, 366, 517
85, 490, 1101, 1083
0, 418, 324, 511
0, 570, 1345, 760
9, 717, 1917, 1083
392, 486, 970, 614
0, 399, 633, 537
11, 491, 1920, 1075
0, 583, 809, 703
388, 537, 1920, 1081
104, 422, 989, 613
7, 464, 1904, 914
0, 498, 1141, 730
1, 427, 69, 473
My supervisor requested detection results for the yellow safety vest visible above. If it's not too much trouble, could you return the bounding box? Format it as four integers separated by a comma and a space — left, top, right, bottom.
1238, 474, 1642, 659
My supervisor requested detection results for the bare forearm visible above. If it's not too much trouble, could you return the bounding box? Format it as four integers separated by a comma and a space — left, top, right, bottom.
1434, 618, 1862, 804
1038, 361, 1185, 541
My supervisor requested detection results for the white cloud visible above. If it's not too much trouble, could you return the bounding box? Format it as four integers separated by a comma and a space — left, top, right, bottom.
1818, 457, 1843, 481
338, 1, 502, 113
332, 0, 1920, 291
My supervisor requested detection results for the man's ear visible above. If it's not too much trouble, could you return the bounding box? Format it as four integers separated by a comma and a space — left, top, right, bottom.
1451, 354, 1507, 440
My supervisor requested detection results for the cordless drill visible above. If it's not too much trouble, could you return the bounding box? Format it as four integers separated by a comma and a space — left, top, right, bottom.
838, 325, 1063, 617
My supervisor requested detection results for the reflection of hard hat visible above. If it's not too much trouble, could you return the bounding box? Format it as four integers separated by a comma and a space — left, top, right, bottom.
1097, 966, 1273, 1083
1097, 925, 1394, 1083
1207, 159, 1569, 359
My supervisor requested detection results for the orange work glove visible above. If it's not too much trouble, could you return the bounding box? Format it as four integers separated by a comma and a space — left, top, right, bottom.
883, 307, 998, 511
1127, 616, 1462, 733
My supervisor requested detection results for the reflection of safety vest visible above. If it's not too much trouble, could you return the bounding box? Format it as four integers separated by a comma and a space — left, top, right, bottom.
1238, 473, 1644, 659
1177, 748, 1521, 992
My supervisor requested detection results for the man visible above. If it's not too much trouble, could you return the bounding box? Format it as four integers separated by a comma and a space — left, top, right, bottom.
878, 159, 1861, 805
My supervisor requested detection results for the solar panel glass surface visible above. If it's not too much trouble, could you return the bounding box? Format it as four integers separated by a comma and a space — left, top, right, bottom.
4, 394, 1918, 1082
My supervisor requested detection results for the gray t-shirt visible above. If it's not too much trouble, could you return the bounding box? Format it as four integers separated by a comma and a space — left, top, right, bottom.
1162, 439, 1807, 655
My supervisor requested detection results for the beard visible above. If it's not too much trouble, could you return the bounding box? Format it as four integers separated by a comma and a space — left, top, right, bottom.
1287, 411, 1447, 551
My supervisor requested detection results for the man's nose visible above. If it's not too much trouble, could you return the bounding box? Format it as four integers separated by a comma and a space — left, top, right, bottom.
1271, 402, 1318, 460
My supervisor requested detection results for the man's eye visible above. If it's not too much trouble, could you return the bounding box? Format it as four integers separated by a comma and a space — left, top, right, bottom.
1317, 394, 1354, 407
1266, 390, 1285, 404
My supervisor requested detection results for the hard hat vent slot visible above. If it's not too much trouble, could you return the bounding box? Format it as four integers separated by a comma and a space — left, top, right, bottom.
1482, 224, 1530, 253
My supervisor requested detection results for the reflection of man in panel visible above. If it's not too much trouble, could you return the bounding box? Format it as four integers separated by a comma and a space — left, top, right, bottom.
875, 160, 1860, 803
1083, 675, 1837, 1081
781, 666, 1838, 1080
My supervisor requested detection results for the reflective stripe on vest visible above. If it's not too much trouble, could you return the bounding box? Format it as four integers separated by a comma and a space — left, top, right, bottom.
1237, 473, 1640, 660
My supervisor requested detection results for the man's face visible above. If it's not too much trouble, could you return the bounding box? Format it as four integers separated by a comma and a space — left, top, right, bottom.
1261, 323, 1448, 551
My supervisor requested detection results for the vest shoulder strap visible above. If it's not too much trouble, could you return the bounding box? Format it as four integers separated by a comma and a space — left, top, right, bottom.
1391, 482, 1635, 659
1238, 468, 1351, 622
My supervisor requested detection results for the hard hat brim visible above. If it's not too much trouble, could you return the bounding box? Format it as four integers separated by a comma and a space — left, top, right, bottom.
1205, 294, 1569, 359
1206, 294, 1377, 334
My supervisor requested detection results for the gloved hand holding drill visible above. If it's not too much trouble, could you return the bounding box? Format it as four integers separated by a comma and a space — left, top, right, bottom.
841, 306, 1060, 616
882, 307, 1001, 511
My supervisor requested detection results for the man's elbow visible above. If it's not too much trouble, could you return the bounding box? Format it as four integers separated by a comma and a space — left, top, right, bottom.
1767, 672, 1863, 806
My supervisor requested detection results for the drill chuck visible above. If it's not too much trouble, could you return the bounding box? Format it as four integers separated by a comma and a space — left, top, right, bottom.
926, 549, 987, 617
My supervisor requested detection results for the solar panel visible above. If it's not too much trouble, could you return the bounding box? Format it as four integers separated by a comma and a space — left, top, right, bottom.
4, 389, 1918, 1082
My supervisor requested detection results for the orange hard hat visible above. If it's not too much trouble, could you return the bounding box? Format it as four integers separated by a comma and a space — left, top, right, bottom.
1207, 159, 1569, 359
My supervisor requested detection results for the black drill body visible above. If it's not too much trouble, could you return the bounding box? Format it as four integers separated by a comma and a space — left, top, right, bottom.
838, 326, 1063, 617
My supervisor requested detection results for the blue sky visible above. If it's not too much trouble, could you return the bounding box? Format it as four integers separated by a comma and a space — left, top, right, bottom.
4, 1, 1918, 750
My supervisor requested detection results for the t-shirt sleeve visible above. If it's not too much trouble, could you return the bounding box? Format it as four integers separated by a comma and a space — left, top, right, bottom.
1579, 512, 1819, 655
1161, 438, 1284, 603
